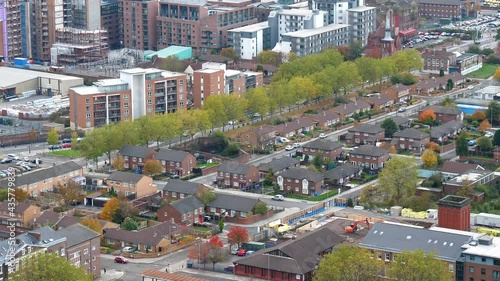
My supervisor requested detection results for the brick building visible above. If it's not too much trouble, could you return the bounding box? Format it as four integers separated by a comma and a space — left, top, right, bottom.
157, 196, 204, 225
438, 195, 471, 231
161, 179, 207, 202
302, 139, 343, 162
118, 145, 156, 170
153, 149, 196, 178
120, 0, 158, 50
105, 171, 157, 199
238, 125, 277, 150
422, 49, 457, 72
417, 0, 461, 19
382, 83, 411, 103
216, 162, 260, 189
419, 106, 464, 123
0, 202, 40, 229
345, 124, 385, 146
277, 168, 324, 196
390, 128, 430, 153
349, 145, 390, 170
192, 68, 225, 108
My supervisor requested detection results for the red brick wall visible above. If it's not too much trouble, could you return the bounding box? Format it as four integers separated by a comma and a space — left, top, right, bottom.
438, 205, 470, 231
223, 210, 274, 225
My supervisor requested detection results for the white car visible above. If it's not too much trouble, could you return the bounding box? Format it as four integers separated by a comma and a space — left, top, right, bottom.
7, 154, 19, 160
319, 133, 327, 139
285, 145, 294, 151
272, 195, 285, 201
293, 143, 301, 148
485, 132, 494, 138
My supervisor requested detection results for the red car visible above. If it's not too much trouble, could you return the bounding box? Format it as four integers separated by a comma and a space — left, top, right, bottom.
236, 249, 247, 256
114, 256, 128, 264
61, 143, 71, 148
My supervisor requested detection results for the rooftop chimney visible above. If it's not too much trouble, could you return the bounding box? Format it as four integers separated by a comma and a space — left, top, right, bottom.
382, 10, 394, 42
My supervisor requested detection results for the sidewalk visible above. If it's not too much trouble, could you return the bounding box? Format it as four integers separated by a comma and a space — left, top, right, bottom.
100, 253, 169, 264
96, 269, 124, 281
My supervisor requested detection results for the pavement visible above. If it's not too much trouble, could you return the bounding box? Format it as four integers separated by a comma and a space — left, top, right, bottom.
96, 269, 124, 281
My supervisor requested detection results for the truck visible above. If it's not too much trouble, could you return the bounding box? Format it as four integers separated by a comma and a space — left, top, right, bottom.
242, 242, 266, 252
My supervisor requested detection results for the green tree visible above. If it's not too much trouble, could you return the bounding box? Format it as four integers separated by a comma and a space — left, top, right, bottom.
380, 118, 398, 137
253, 202, 268, 215
335, 61, 361, 95
346, 40, 363, 61
47, 128, 60, 145
467, 45, 481, 54
288, 76, 319, 105
245, 87, 270, 120
79, 130, 104, 169
264, 168, 274, 185
197, 189, 216, 206
121, 217, 139, 231
221, 95, 247, 129
220, 47, 238, 61
446, 79, 454, 91
496, 28, 500, 41
439, 69, 445, 77
0, 189, 7, 201
96, 124, 123, 165
493, 130, 500, 146
355, 56, 381, 86
9, 253, 93, 281
314, 244, 383, 281
442, 97, 455, 107
477, 136, 493, 151
455, 132, 469, 157
134, 115, 155, 146
485, 101, 500, 125
257, 50, 282, 66
378, 156, 418, 205
143, 159, 163, 176
70, 131, 79, 150
218, 219, 224, 233
203, 95, 226, 130
56, 181, 84, 208
387, 250, 453, 281
268, 81, 289, 113
311, 154, 325, 171
160, 56, 185, 72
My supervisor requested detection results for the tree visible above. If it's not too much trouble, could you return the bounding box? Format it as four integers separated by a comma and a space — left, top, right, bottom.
378, 157, 418, 205
9, 253, 93, 281
13, 188, 29, 202
203, 95, 226, 130
355, 56, 382, 86
346, 40, 363, 61
314, 244, 383, 281
121, 217, 139, 231
446, 79, 454, 91
494, 67, 500, 81
253, 201, 268, 215
456, 179, 475, 198
47, 128, 60, 145
472, 111, 486, 121
387, 250, 453, 281
477, 136, 493, 151
160, 56, 185, 72
311, 154, 325, 171
27, 129, 37, 145
100, 197, 121, 221
455, 132, 469, 157
264, 168, 274, 186
421, 150, 438, 169
0, 189, 7, 202
439, 69, 445, 77
220, 47, 238, 61
218, 219, 224, 233
493, 130, 500, 146
56, 181, 84, 208
221, 95, 247, 129
114, 200, 138, 224
227, 226, 249, 249
206, 236, 228, 270
245, 87, 270, 120
111, 155, 125, 170
479, 119, 492, 132
496, 29, 500, 41
143, 159, 162, 176
418, 109, 436, 125
197, 189, 216, 206
70, 131, 79, 150
485, 101, 500, 125
208, 235, 224, 248
257, 50, 282, 66
188, 242, 211, 266
380, 118, 398, 137
442, 97, 455, 107
424, 141, 440, 152
335, 61, 361, 95
80, 217, 103, 234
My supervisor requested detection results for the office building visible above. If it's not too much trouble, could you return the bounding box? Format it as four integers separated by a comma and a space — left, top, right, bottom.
72, 0, 101, 30
120, 0, 159, 50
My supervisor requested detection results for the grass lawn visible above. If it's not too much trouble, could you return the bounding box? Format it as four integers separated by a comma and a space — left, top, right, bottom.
48, 149, 82, 158
191, 226, 211, 232
196, 162, 219, 168
467, 63, 498, 79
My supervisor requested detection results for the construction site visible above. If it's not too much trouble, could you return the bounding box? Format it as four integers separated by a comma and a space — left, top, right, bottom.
51, 28, 109, 66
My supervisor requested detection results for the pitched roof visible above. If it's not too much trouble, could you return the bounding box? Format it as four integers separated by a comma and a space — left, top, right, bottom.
417, 0, 460, 5
57, 223, 100, 247
393, 128, 429, 140
307, 110, 340, 123
441, 161, 484, 175
207, 193, 258, 212
388, 83, 409, 93
140, 269, 210, 281
104, 221, 178, 246
235, 227, 345, 274
16, 226, 66, 247
431, 120, 465, 138
422, 49, 455, 59
55, 215, 82, 228
351, 145, 389, 157
377, 116, 410, 127
0, 201, 34, 214
365, 93, 393, 106
348, 123, 384, 134
107, 171, 146, 184
162, 179, 203, 194
360, 222, 472, 262
280, 168, 324, 182
170, 196, 203, 214
332, 100, 371, 115
276, 117, 314, 134
154, 149, 191, 162
446, 72, 465, 83
324, 164, 362, 180
36, 211, 60, 226
417, 77, 443, 91
119, 145, 153, 158
217, 161, 255, 175
302, 139, 343, 151
250, 124, 277, 135
424, 105, 462, 115
0, 161, 81, 187
258, 156, 300, 172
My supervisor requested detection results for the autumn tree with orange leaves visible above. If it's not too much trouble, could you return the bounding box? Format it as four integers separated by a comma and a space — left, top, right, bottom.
419, 109, 436, 125
472, 111, 486, 121
227, 226, 249, 249
479, 120, 492, 132
424, 142, 440, 153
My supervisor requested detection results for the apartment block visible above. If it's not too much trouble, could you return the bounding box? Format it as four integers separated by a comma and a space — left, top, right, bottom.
192, 68, 225, 108
309, 0, 364, 24
72, 0, 101, 30
0, 0, 23, 61
156, 0, 258, 55
228, 22, 271, 60
347, 6, 376, 46
417, 0, 461, 19
120, 0, 159, 51
101, 0, 121, 49
51, 28, 109, 66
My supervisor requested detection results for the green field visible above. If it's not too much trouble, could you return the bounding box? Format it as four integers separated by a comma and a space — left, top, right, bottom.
48, 150, 82, 158
467, 63, 498, 79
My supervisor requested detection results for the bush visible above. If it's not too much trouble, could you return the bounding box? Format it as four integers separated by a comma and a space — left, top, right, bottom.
221, 142, 240, 157
390, 73, 417, 86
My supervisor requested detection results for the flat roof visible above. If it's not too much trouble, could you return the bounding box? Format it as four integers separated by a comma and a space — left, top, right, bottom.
462, 237, 500, 259
0, 67, 82, 88
120, 68, 146, 74
161, 0, 207, 5
278, 9, 316, 16
71, 85, 101, 95
347, 6, 377, 12
474, 85, 500, 94
282, 24, 350, 38
225, 69, 241, 77
228, 21, 269, 33
161, 71, 185, 78
195, 68, 222, 73
94, 79, 127, 87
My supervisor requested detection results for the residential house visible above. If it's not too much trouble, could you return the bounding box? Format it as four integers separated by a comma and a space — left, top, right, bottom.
0, 202, 40, 228
323, 164, 362, 186
332, 100, 371, 118
161, 179, 207, 202
153, 150, 196, 178
382, 83, 411, 103
157, 196, 204, 225
216, 162, 260, 189
305, 110, 340, 129
234, 227, 345, 281
57, 224, 101, 278
0, 161, 83, 197
118, 145, 156, 170
377, 116, 411, 130
277, 168, 324, 196
445, 72, 465, 87
349, 145, 390, 170
441, 161, 485, 180
430, 120, 465, 143
258, 157, 300, 177
35, 210, 61, 228
38, 212, 118, 231
415, 77, 443, 94
421, 49, 457, 72
106, 171, 157, 199
238, 125, 277, 150
54, 215, 83, 229
420, 106, 464, 123
276, 118, 315, 139
443, 169, 497, 195
452, 53, 482, 75
302, 139, 343, 161
103, 221, 178, 254
365, 93, 394, 110
359, 222, 472, 280
140, 270, 210, 281
345, 124, 385, 145
206, 194, 259, 219
390, 128, 430, 153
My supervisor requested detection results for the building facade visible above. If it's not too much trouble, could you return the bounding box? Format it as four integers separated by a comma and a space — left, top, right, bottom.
120, 0, 158, 50
192, 68, 225, 108
228, 22, 271, 60
347, 6, 376, 46
417, 0, 461, 19
51, 28, 109, 66
422, 49, 457, 72
153, 150, 196, 178
216, 162, 260, 189
101, 0, 121, 49
438, 195, 471, 231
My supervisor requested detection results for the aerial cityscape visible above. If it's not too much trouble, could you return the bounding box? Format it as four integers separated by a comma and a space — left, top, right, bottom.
1, 0, 500, 280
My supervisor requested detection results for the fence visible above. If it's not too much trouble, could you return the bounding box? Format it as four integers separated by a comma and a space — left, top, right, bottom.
282, 204, 325, 225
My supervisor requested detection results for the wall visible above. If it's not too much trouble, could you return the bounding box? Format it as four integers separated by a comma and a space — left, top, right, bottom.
223, 210, 274, 225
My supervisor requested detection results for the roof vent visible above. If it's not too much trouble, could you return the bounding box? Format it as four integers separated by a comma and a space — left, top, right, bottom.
443, 242, 447, 246
406, 236, 412, 240
379, 231, 384, 235
449, 243, 454, 247
428, 239, 432, 243
478, 236, 493, 246
469, 240, 478, 246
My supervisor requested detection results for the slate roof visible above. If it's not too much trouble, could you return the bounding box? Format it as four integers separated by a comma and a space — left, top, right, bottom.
431, 120, 465, 138
154, 149, 190, 162
57, 223, 100, 247
276, 117, 314, 134
377, 116, 410, 128
258, 156, 300, 172
119, 145, 153, 158
206, 193, 258, 212
0, 201, 33, 214
55, 215, 82, 228
0, 161, 81, 187
425, 105, 462, 115
351, 145, 389, 157
307, 110, 340, 123
162, 179, 203, 195
441, 161, 484, 175
417, 0, 460, 5
332, 100, 371, 115
235, 227, 345, 274
348, 123, 384, 134
16, 226, 66, 247
170, 196, 203, 214
280, 168, 324, 183
104, 221, 178, 246
422, 49, 455, 59
392, 128, 429, 140
36, 210, 60, 226
217, 161, 255, 175
387, 83, 409, 93
250, 124, 277, 135
303, 139, 343, 151
324, 164, 362, 180
359, 222, 472, 262
365, 93, 393, 106
107, 171, 146, 184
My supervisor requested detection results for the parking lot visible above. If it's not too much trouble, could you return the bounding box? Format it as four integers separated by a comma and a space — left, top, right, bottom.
0, 154, 44, 178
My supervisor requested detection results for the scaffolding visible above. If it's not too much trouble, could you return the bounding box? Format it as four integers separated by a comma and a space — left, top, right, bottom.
52, 28, 109, 66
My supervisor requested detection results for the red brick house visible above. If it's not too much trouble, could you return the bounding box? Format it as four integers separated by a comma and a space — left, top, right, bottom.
105, 171, 157, 199
258, 157, 300, 178
277, 168, 324, 196
276, 118, 315, 139
419, 106, 464, 123
216, 161, 260, 189
390, 128, 430, 153
302, 139, 343, 162
383, 83, 410, 103
323, 163, 363, 186
206, 193, 259, 219
0, 202, 40, 228
349, 145, 390, 170
153, 149, 196, 177
365, 93, 394, 110
157, 196, 204, 225
238, 124, 277, 150
161, 179, 207, 201
430, 120, 465, 143
345, 124, 385, 145
118, 145, 156, 170
332, 100, 371, 118
305, 110, 340, 129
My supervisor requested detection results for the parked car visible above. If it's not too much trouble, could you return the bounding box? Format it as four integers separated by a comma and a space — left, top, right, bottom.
245, 251, 255, 256
230, 248, 239, 255
114, 256, 128, 264
319, 133, 327, 139
62, 138, 71, 143
398, 107, 406, 113
169, 173, 180, 179
7, 154, 19, 160
468, 140, 476, 146
48, 145, 61, 150
272, 195, 284, 201
224, 265, 235, 273
237, 249, 247, 256
122, 247, 136, 253
0, 158, 12, 164
285, 145, 294, 151
22, 157, 29, 162
485, 132, 494, 138
293, 143, 301, 149
61, 143, 72, 148
31, 158, 42, 164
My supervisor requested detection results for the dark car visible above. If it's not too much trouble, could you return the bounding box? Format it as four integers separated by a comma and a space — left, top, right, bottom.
31, 159, 42, 164
49, 145, 61, 150
62, 138, 71, 143
223, 265, 234, 273
114, 256, 128, 264
0, 158, 12, 164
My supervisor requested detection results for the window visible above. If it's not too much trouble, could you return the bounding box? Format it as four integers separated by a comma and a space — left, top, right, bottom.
172, 192, 177, 198
84, 249, 89, 255
86, 99, 90, 104
86, 114, 91, 119
481, 268, 486, 275
470, 266, 475, 273
385, 253, 390, 261
377, 253, 382, 260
